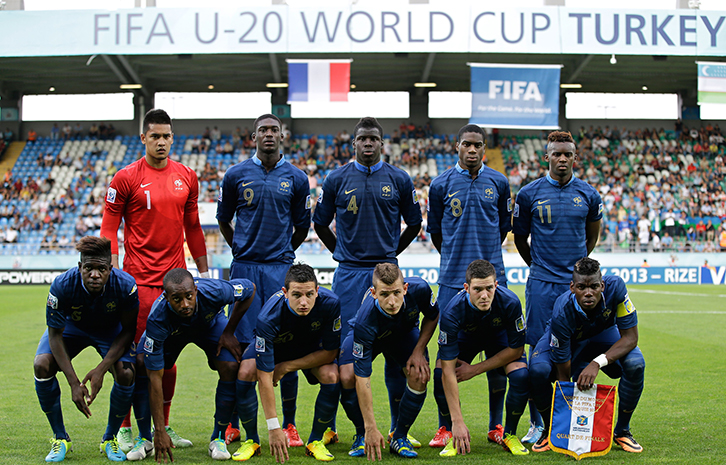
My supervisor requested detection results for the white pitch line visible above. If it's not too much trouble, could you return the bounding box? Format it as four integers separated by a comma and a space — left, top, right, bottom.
628, 289, 726, 298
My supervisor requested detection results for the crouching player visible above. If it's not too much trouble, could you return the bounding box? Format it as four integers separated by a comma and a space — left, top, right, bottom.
339, 263, 439, 460
433, 260, 530, 457
529, 257, 645, 453
222, 264, 341, 462
134, 269, 255, 462
34, 236, 138, 462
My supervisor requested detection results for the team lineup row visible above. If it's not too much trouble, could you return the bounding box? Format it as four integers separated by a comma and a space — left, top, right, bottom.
35, 110, 643, 463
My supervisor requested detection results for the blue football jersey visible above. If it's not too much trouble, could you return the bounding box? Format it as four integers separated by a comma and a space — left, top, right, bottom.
427, 163, 511, 287
217, 155, 310, 264
46, 267, 138, 332
313, 160, 422, 266
437, 286, 525, 361
350, 277, 439, 377
549, 275, 638, 364
513, 175, 602, 283
143, 278, 254, 357
254, 287, 341, 372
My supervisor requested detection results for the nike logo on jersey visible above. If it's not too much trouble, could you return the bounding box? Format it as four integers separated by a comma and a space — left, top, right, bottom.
536, 199, 550, 205
242, 181, 254, 187
447, 191, 460, 198
345, 188, 357, 194
140, 182, 152, 188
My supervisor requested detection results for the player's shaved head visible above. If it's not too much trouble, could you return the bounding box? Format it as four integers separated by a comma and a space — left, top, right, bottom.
465, 259, 496, 284
76, 236, 112, 263
547, 130, 575, 145
372, 263, 404, 287
163, 268, 194, 290
353, 116, 383, 139
573, 257, 602, 280
457, 124, 486, 142
254, 113, 282, 132
143, 109, 172, 133
285, 263, 317, 288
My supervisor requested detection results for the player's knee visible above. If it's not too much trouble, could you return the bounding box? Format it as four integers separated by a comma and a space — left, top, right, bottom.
216, 361, 239, 381
529, 362, 552, 387
33, 354, 56, 378
339, 363, 355, 389
507, 366, 529, 387
114, 361, 136, 386
408, 377, 427, 392
621, 353, 645, 380
316, 364, 339, 384
237, 359, 257, 382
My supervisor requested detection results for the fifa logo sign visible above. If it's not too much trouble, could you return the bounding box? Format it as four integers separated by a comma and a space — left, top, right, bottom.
488, 81, 542, 101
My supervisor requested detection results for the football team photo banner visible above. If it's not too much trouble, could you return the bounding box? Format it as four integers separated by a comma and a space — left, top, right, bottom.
549, 381, 617, 460
469, 63, 561, 130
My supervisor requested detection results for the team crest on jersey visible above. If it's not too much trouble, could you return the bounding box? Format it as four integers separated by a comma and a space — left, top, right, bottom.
144, 337, 154, 353
311, 321, 321, 331
106, 187, 117, 204
255, 336, 266, 352
47, 292, 58, 310
306, 195, 312, 210
573, 196, 583, 207
513, 203, 520, 218
492, 317, 502, 327
106, 301, 117, 312
233, 284, 245, 297
317, 189, 324, 203
174, 178, 184, 191
483, 186, 495, 201
380, 183, 392, 199
602, 308, 612, 319
278, 178, 291, 193
438, 330, 447, 345
550, 333, 559, 348
515, 316, 526, 332
352, 342, 364, 359
333, 316, 341, 332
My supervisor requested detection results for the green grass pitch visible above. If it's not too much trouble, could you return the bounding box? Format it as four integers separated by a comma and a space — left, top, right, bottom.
2, 284, 726, 464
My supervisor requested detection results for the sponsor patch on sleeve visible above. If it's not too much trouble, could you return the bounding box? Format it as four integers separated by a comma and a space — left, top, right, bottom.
130, 284, 137, 295
438, 330, 447, 345
317, 189, 324, 204
306, 195, 312, 210
218, 186, 223, 202
513, 203, 520, 218
143, 337, 154, 353
47, 292, 58, 310
106, 187, 117, 204
333, 316, 341, 332
255, 336, 266, 352
515, 316, 526, 332
352, 342, 364, 359
550, 333, 559, 348
412, 188, 419, 204
430, 291, 437, 307
598, 202, 604, 214
508, 198, 513, 212
233, 284, 245, 297
616, 294, 636, 317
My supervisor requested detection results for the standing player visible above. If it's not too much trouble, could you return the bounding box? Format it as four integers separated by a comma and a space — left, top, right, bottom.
101, 108, 210, 450
338, 263, 439, 459
426, 124, 512, 447
33, 236, 138, 462
223, 264, 342, 462
513, 130, 602, 443
313, 117, 423, 442
434, 260, 529, 457
134, 269, 255, 462
217, 113, 311, 447
529, 258, 645, 454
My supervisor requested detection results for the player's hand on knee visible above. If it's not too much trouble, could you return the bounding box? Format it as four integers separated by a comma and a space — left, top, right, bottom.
217, 332, 242, 362
269, 429, 288, 463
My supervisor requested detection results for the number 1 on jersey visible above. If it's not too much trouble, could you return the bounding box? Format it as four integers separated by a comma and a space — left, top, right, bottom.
144, 190, 151, 210
347, 195, 358, 214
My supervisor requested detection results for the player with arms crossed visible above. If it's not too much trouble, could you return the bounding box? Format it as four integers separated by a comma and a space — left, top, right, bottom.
217, 113, 311, 448
513, 130, 602, 444
223, 264, 342, 462
101, 109, 210, 451
338, 263, 439, 460
529, 257, 645, 453
435, 260, 530, 457
34, 236, 138, 462
134, 269, 255, 462
313, 117, 423, 445
426, 124, 512, 447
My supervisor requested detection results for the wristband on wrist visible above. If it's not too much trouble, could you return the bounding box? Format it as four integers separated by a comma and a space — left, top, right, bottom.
200, 271, 210, 278
593, 354, 609, 368
267, 418, 281, 431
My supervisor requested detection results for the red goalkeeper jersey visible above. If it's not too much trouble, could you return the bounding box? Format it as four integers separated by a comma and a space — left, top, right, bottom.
101, 157, 207, 287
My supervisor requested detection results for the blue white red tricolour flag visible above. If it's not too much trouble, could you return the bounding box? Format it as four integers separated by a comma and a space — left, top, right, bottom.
549, 381, 617, 460
287, 59, 351, 103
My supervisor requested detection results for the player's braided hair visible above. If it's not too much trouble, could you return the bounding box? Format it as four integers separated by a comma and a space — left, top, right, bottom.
465, 259, 496, 284
457, 124, 486, 143
253, 113, 282, 133
547, 130, 575, 144
163, 268, 193, 289
353, 117, 383, 139
285, 263, 317, 288
76, 236, 111, 261
142, 109, 172, 133
573, 257, 601, 278
372, 263, 403, 286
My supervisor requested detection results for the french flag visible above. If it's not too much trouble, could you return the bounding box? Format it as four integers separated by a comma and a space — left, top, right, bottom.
287, 59, 352, 103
